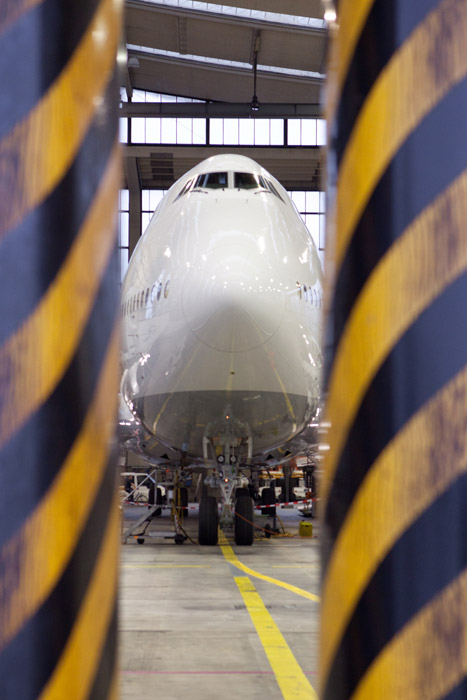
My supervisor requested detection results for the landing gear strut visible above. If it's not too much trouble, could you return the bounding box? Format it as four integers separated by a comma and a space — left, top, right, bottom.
199, 406, 255, 546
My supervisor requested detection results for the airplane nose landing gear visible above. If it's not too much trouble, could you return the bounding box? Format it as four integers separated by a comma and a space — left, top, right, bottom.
200, 409, 255, 545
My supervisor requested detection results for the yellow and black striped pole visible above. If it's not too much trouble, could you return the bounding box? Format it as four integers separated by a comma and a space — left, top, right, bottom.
0, 1, 122, 699
321, 1, 467, 698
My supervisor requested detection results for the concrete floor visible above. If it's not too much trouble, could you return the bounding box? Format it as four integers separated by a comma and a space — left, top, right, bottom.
119, 505, 321, 700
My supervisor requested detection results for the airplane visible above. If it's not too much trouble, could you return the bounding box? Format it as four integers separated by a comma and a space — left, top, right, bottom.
119, 153, 323, 545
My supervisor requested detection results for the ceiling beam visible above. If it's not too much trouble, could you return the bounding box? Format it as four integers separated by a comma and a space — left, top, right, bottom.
126, 0, 326, 37
189, 0, 324, 17
122, 144, 324, 191
119, 102, 323, 118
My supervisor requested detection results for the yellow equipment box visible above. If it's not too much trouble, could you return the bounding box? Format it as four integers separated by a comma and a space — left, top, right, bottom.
299, 521, 313, 537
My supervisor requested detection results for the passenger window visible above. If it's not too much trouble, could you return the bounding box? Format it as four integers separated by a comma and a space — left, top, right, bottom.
234, 172, 260, 189
157, 282, 162, 300
195, 172, 228, 189
145, 288, 150, 305
303, 284, 307, 301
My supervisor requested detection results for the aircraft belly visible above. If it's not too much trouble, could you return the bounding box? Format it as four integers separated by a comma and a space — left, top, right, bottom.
135, 389, 311, 457
128, 306, 321, 457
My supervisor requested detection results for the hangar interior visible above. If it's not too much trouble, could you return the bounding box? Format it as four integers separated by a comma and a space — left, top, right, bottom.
118, 3, 326, 699
118, 0, 328, 280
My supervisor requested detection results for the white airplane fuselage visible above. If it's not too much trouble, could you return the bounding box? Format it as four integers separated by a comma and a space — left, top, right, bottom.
120, 154, 323, 465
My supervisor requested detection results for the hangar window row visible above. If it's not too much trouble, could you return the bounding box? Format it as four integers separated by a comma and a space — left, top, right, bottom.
120, 90, 326, 147
121, 115, 325, 147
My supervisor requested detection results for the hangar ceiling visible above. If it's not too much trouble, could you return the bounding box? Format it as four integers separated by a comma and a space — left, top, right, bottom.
121, 0, 327, 195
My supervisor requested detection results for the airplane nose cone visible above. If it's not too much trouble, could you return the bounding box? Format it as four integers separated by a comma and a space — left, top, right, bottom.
182, 247, 286, 352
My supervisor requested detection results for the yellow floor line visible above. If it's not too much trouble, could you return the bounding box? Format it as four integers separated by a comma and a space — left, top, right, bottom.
235, 576, 318, 700
219, 531, 320, 603
121, 565, 211, 569
270, 565, 317, 569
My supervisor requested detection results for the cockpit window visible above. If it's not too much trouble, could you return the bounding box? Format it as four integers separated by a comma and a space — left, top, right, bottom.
234, 172, 262, 189
233, 171, 286, 202
195, 172, 228, 189
175, 178, 194, 200
265, 178, 285, 203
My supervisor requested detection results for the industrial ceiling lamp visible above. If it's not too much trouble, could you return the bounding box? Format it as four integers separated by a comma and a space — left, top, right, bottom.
321, 0, 337, 24
250, 31, 261, 112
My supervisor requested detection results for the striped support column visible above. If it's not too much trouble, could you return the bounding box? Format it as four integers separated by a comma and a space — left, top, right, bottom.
0, 2, 122, 699
321, 1, 467, 699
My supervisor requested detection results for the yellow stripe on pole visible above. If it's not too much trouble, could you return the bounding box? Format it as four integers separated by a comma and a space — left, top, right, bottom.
235, 576, 318, 700
332, 0, 467, 275
0, 143, 120, 450
321, 361, 467, 684
0, 323, 119, 652
38, 500, 120, 700
0, 0, 45, 35
325, 0, 376, 130
219, 531, 320, 602
322, 168, 467, 507
351, 569, 467, 700
0, 0, 121, 241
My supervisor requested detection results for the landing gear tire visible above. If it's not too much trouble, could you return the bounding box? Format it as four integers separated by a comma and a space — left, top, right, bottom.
261, 487, 276, 516
235, 487, 249, 499
235, 496, 254, 546
198, 496, 218, 545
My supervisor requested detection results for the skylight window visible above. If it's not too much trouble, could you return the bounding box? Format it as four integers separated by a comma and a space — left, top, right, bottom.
137, 1, 325, 28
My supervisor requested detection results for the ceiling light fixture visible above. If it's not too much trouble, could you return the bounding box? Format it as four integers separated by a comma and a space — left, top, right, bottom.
250, 30, 261, 112
322, 1, 337, 24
